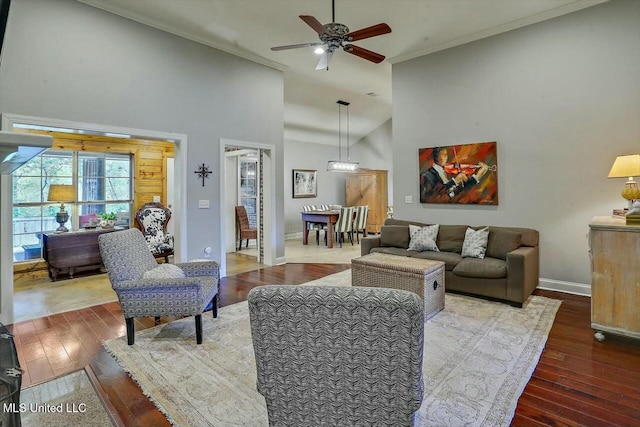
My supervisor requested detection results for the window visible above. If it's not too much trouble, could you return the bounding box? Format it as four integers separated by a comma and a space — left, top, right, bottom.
12, 151, 133, 261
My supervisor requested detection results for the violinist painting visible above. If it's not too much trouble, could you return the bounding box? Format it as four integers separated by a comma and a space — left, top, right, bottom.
419, 141, 498, 204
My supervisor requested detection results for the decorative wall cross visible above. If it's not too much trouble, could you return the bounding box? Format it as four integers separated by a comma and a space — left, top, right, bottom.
194, 163, 211, 187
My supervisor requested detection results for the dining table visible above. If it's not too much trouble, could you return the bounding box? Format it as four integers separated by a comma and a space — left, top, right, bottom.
301, 210, 340, 248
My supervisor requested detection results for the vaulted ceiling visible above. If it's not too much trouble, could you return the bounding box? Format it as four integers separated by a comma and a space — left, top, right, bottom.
78, 0, 605, 146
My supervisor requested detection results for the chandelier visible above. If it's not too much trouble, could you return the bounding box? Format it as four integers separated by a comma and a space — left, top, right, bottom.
327, 100, 359, 172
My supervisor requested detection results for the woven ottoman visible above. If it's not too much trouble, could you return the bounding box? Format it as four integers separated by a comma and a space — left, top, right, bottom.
351, 253, 445, 321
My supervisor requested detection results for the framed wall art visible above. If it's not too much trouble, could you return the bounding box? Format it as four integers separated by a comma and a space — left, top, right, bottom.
292, 169, 317, 198
419, 141, 498, 205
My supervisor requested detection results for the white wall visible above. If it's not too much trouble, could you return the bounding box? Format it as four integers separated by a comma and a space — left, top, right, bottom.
392, 0, 640, 289
0, 0, 285, 264
283, 139, 346, 236
351, 119, 394, 203
283, 120, 394, 236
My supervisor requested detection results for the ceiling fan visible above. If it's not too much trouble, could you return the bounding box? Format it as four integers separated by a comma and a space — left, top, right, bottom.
271, 0, 391, 70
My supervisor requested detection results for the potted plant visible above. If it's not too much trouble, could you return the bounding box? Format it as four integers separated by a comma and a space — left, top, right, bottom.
98, 212, 118, 228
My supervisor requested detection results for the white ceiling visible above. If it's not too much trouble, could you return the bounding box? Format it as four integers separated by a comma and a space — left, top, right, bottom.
78, 0, 605, 146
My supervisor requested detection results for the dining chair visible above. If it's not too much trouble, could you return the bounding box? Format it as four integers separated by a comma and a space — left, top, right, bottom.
334, 206, 354, 247
352, 205, 369, 244
302, 205, 326, 245
248, 285, 424, 426
235, 205, 257, 251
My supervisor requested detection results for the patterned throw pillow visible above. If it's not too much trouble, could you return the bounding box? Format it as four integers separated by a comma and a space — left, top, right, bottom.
408, 224, 440, 252
143, 263, 185, 279
461, 227, 490, 259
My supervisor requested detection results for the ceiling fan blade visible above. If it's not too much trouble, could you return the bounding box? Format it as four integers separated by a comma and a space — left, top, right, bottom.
345, 23, 391, 42
315, 50, 334, 70
343, 45, 385, 64
299, 15, 328, 35
271, 42, 323, 51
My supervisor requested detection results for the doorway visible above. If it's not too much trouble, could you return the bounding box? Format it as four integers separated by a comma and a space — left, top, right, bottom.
219, 139, 276, 277
0, 113, 187, 325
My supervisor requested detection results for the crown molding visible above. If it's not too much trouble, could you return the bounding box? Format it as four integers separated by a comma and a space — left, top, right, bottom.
389, 0, 609, 65
77, 0, 288, 72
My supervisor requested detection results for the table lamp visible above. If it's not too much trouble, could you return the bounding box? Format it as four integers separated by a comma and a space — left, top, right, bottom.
47, 184, 75, 232
608, 154, 640, 210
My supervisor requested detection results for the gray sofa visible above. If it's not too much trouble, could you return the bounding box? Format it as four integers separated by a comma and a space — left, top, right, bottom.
361, 218, 539, 307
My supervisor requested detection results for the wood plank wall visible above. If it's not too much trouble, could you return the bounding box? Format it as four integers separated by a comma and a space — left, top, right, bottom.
12, 130, 174, 280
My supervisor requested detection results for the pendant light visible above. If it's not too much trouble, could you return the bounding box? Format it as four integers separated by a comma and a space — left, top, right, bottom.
327, 100, 359, 172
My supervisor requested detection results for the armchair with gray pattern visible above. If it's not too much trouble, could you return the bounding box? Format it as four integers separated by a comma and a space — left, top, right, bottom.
248, 285, 424, 426
98, 228, 219, 345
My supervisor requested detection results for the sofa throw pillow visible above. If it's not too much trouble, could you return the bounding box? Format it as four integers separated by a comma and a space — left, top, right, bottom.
143, 263, 185, 279
380, 225, 410, 248
461, 227, 489, 259
408, 224, 440, 252
486, 228, 522, 260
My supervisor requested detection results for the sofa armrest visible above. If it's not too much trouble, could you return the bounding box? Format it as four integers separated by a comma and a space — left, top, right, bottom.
506, 246, 539, 304
361, 236, 381, 256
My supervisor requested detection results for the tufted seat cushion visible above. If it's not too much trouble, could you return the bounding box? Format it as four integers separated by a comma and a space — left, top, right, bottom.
452, 257, 507, 279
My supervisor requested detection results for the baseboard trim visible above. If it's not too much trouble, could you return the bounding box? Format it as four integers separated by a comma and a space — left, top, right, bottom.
275, 256, 287, 265
285, 232, 303, 241
538, 278, 591, 297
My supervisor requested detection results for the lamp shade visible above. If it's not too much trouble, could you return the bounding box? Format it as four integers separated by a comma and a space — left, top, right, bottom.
47, 184, 75, 202
608, 154, 640, 178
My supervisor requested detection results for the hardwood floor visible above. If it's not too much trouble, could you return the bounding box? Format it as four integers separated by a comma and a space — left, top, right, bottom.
10, 264, 640, 426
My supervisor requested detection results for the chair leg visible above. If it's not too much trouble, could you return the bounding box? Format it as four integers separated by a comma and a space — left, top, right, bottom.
237, 238, 241, 251
195, 314, 203, 344
212, 294, 218, 318
245, 239, 249, 248
316, 229, 320, 245
126, 318, 135, 345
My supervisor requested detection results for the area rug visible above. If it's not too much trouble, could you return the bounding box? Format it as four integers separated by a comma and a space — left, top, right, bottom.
20, 369, 115, 427
103, 270, 561, 426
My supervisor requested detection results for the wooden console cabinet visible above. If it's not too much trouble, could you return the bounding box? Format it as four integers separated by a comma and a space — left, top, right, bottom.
43, 228, 120, 281
346, 169, 388, 234
589, 216, 640, 341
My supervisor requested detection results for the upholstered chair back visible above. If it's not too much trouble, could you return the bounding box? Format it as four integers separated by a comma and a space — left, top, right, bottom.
353, 205, 369, 231
334, 206, 354, 233
98, 228, 157, 284
135, 203, 173, 254
248, 285, 425, 426
301, 205, 317, 212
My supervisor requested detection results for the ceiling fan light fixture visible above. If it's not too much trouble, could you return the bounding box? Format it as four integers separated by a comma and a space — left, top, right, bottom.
314, 46, 325, 54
